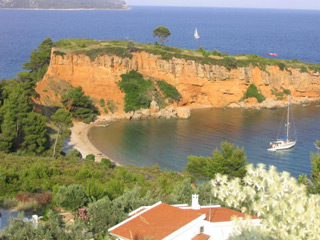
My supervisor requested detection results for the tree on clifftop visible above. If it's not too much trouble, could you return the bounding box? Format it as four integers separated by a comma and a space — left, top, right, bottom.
153, 26, 171, 45
23, 38, 53, 81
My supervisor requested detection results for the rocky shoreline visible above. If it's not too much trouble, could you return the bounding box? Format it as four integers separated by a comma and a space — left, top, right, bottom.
227, 97, 320, 110
93, 97, 320, 124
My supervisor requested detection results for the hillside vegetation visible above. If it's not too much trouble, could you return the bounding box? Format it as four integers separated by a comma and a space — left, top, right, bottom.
54, 39, 320, 73
117, 70, 181, 112
0, 0, 127, 9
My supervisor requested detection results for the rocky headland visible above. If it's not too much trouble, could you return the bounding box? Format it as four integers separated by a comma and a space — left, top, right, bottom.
33, 39, 320, 159
35, 39, 320, 122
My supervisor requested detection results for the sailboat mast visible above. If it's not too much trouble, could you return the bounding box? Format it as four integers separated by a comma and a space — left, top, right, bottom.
286, 97, 290, 140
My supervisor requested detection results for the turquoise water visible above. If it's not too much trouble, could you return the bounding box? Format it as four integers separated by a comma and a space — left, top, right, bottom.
90, 104, 320, 178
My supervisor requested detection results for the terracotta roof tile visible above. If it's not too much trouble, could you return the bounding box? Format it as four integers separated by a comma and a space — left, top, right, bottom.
184, 207, 258, 222
110, 203, 203, 240
192, 233, 211, 240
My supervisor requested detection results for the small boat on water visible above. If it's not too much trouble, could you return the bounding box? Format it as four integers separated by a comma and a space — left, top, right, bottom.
314, 141, 320, 150
194, 28, 200, 39
268, 53, 278, 56
268, 98, 297, 151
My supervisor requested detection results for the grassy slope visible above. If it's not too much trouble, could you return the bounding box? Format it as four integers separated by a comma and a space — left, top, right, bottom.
54, 39, 320, 73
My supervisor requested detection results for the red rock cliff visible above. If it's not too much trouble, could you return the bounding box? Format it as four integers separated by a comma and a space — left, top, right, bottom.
35, 49, 320, 112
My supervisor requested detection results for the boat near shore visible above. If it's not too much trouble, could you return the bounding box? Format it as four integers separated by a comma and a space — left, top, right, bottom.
268, 98, 297, 152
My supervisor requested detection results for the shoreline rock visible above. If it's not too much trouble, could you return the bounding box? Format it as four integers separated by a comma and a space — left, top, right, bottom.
227, 97, 320, 110
124, 105, 191, 120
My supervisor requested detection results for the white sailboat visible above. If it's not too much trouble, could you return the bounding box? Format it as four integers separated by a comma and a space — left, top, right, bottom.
194, 28, 200, 39
268, 98, 297, 151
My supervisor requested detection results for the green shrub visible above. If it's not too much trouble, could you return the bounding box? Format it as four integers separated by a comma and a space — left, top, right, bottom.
272, 87, 291, 100
53, 51, 66, 58
223, 57, 238, 71
243, 84, 265, 103
101, 158, 114, 169
212, 49, 222, 56
66, 149, 82, 159
300, 66, 308, 73
107, 99, 117, 113
127, 40, 137, 52
54, 184, 88, 211
117, 70, 153, 112
86, 154, 95, 161
277, 62, 286, 71
281, 87, 291, 95
156, 80, 182, 101
198, 46, 211, 57
99, 99, 105, 107
103, 108, 108, 114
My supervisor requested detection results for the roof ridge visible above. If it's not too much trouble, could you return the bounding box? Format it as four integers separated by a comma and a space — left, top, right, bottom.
108, 201, 163, 232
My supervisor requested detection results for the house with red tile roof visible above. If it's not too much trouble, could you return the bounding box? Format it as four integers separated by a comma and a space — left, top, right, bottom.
108, 195, 260, 240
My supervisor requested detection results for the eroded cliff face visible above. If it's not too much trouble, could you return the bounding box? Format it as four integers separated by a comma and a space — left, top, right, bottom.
35, 49, 320, 112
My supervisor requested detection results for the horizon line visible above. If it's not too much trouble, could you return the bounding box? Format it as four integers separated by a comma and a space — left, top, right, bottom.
128, 5, 320, 11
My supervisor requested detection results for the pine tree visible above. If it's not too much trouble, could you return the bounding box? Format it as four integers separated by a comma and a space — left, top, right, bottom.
21, 112, 49, 154
187, 141, 248, 180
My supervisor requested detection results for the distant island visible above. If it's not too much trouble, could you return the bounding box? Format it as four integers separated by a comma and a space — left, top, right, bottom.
0, 0, 128, 10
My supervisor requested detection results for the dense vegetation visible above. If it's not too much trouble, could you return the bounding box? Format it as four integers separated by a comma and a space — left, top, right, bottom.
0, 38, 97, 158
53, 39, 320, 74
117, 70, 181, 112
61, 86, 98, 124
0, 152, 214, 239
156, 80, 182, 102
187, 141, 248, 180
2, 152, 320, 239
117, 70, 153, 112
242, 84, 266, 103
0, 38, 53, 155
0, 0, 127, 9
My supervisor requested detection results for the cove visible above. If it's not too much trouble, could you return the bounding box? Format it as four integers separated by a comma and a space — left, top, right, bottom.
89, 104, 320, 178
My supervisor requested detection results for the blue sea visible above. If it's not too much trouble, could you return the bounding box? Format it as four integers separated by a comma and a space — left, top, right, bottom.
0, 7, 320, 178
0, 7, 320, 79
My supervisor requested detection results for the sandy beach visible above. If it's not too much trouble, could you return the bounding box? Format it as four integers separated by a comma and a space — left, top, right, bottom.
65, 119, 121, 165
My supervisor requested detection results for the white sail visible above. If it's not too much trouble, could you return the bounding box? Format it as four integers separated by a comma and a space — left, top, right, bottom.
194, 28, 200, 39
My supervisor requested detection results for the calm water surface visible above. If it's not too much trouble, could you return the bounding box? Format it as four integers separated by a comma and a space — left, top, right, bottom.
0, 7, 320, 79
0, 209, 18, 232
90, 104, 320, 178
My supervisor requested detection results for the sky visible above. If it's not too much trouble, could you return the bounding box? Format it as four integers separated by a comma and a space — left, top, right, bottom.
125, 0, 320, 10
